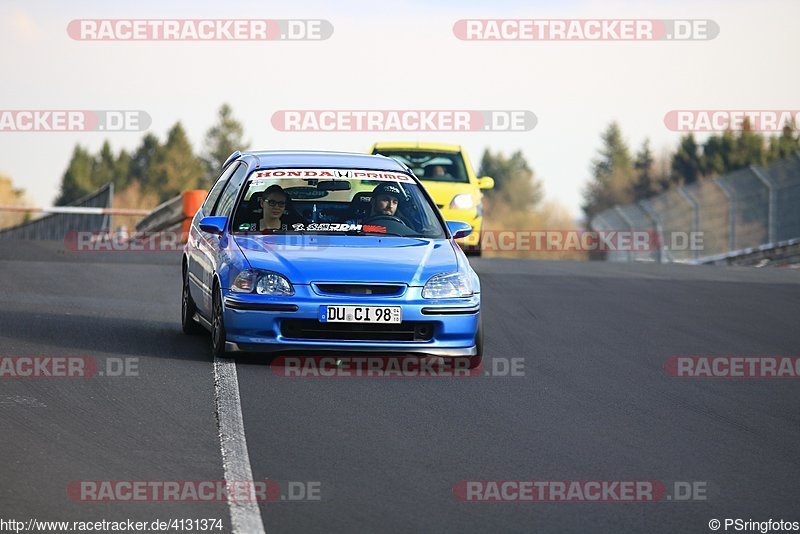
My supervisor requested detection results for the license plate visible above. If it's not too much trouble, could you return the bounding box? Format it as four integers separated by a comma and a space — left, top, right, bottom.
320, 305, 401, 323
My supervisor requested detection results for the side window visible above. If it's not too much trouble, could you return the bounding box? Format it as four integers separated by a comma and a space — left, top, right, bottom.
201, 163, 238, 215
212, 164, 249, 217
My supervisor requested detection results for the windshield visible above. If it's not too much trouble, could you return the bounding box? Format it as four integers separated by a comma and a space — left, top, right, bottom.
371, 150, 469, 183
231, 168, 446, 238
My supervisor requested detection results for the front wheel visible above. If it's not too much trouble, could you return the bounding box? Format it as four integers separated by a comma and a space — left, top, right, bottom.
181, 269, 203, 335
211, 285, 230, 358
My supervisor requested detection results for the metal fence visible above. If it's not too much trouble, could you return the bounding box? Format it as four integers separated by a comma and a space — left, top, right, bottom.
0, 183, 113, 240
590, 152, 800, 263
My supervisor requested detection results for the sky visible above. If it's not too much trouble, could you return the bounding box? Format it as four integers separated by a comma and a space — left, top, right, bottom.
1, 0, 798, 219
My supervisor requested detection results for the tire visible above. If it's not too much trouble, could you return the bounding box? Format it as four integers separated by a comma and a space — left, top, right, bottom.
181, 267, 203, 335
211, 283, 230, 358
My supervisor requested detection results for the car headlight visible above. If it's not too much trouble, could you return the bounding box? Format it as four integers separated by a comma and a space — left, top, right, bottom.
449, 194, 475, 210
422, 272, 473, 299
232, 269, 294, 296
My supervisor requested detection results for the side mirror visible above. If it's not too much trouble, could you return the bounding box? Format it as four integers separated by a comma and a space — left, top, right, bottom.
477, 176, 495, 190
199, 216, 227, 235
446, 221, 473, 240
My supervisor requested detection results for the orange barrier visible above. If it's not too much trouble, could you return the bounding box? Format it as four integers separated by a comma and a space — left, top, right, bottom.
181, 190, 207, 241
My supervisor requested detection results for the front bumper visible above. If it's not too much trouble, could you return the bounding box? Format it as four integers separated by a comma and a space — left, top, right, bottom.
222, 286, 480, 356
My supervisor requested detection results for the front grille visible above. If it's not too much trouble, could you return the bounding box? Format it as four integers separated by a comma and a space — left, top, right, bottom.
281, 319, 434, 341
314, 284, 404, 296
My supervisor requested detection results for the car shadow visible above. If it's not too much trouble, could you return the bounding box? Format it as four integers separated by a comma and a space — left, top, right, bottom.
233, 349, 474, 376
0, 309, 210, 362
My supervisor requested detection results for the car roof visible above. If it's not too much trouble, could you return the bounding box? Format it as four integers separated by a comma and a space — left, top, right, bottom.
371, 141, 462, 153
235, 150, 410, 173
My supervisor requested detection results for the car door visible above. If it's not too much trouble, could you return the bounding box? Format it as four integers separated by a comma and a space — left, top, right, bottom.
188, 162, 240, 317
195, 162, 249, 315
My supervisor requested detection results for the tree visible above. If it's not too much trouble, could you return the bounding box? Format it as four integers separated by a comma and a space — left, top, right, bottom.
203, 104, 248, 186
114, 149, 132, 190
56, 145, 96, 205
700, 131, 735, 177
151, 122, 205, 201
631, 139, 660, 200
129, 133, 163, 193
767, 122, 799, 162
670, 134, 702, 186
730, 119, 766, 168
478, 149, 543, 212
581, 122, 635, 218
90, 140, 116, 190
0, 174, 31, 229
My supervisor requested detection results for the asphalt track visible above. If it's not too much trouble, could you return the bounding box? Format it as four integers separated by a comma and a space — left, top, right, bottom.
1, 241, 799, 533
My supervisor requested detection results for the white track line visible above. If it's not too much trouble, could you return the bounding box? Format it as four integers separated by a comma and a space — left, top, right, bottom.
213, 356, 266, 534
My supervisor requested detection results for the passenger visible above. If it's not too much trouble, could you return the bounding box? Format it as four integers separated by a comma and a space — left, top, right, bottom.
259, 184, 290, 231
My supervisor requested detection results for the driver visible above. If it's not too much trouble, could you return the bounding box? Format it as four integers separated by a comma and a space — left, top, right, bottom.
367, 182, 404, 219
430, 165, 447, 177
363, 182, 416, 235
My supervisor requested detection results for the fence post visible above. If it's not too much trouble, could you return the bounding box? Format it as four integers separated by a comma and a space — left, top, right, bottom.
589, 212, 612, 261
614, 206, 635, 262
677, 186, 700, 261
750, 165, 776, 244
713, 177, 736, 253
102, 182, 114, 235
638, 199, 665, 263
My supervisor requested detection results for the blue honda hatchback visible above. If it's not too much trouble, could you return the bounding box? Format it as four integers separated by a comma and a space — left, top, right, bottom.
182, 150, 482, 367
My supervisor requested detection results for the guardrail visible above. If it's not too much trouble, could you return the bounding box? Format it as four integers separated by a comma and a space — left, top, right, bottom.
694, 237, 800, 267
135, 190, 206, 240
0, 185, 207, 248
0, 183, 115, 240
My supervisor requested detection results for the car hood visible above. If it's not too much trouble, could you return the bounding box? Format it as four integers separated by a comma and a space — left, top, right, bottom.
233, 235, 459, 285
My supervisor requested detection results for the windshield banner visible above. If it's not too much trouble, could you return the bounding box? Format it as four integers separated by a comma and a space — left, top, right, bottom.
251, 169, 413, 182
